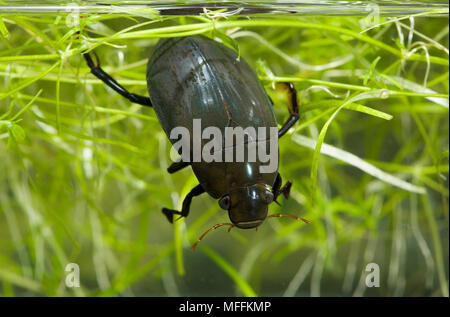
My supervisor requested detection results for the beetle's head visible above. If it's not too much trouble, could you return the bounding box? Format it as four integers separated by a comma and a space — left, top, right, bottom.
191, 183, 311, 251
218, 184, 273, 229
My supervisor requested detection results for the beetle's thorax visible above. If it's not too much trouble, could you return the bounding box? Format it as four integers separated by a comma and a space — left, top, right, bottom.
192, 161, 278, 199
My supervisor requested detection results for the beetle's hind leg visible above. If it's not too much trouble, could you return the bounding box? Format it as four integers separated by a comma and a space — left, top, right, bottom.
162, 184, 205, 223
83, 51, 153, 107
276, 82, 300, 138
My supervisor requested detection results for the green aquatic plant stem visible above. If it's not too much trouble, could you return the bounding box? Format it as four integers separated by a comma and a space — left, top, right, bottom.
2, 71, 448, 100
199, 245, 257, 297
17, 93, 157, 122
0, 60, 59, 101
106, 19, 448, 66
0, 53, 59, 62
174, 218, 185, 276
422, 195, 449, 297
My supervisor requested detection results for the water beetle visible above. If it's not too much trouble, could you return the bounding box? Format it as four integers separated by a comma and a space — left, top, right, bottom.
84, 35, 309, 249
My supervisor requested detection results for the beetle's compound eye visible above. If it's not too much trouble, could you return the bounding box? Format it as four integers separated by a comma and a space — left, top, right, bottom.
219, 195, 231, 210
266, 191, 274, 204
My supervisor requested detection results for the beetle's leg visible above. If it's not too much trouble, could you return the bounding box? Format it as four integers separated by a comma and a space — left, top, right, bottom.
162, 184, 205, 223
167, 161, 191, 174
277, 82, 299, 138
272, 173, 292, 203
83, 51, 153, 107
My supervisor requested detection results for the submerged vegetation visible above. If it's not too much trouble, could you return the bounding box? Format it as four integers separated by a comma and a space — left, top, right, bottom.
0, 4, 448, 296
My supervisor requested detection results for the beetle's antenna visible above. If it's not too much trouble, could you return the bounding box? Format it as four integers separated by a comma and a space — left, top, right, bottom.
266, 213, 311, 224
191, 223, 235, 251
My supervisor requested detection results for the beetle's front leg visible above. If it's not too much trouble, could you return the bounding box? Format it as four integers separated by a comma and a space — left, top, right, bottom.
276, 82, 300, 138
167, 161, 190, 174
272, 173, 292, 204
162, 184, 205, 223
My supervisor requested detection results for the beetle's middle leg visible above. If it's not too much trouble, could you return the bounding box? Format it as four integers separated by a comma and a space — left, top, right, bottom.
276, 82, 299, 138
83, 51, 153, 107
162, 184, 205, 223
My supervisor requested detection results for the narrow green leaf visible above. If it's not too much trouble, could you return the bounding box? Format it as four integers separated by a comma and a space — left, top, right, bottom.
9, 124, 26, 142
436, 149, 449, 179
11, 89, 43, 121
363, 56, 381, 86
0, 16, 9, 38
213, 29, 241, 60
302, 99, 393, 120
293, 134, 426, 194
344, 103, 393, 120
0, 61, 60, 101
0, 268, 41, 293
309, 90, 395, 194
200, 245, 257, 297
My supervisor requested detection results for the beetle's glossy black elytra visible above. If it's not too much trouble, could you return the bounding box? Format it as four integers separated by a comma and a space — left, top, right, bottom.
84, 34, 305, 246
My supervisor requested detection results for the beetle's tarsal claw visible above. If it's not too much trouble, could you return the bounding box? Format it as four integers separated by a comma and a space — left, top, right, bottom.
162, 208, 175, 224
282, 181, 292, 199
162, 208, 185, 224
